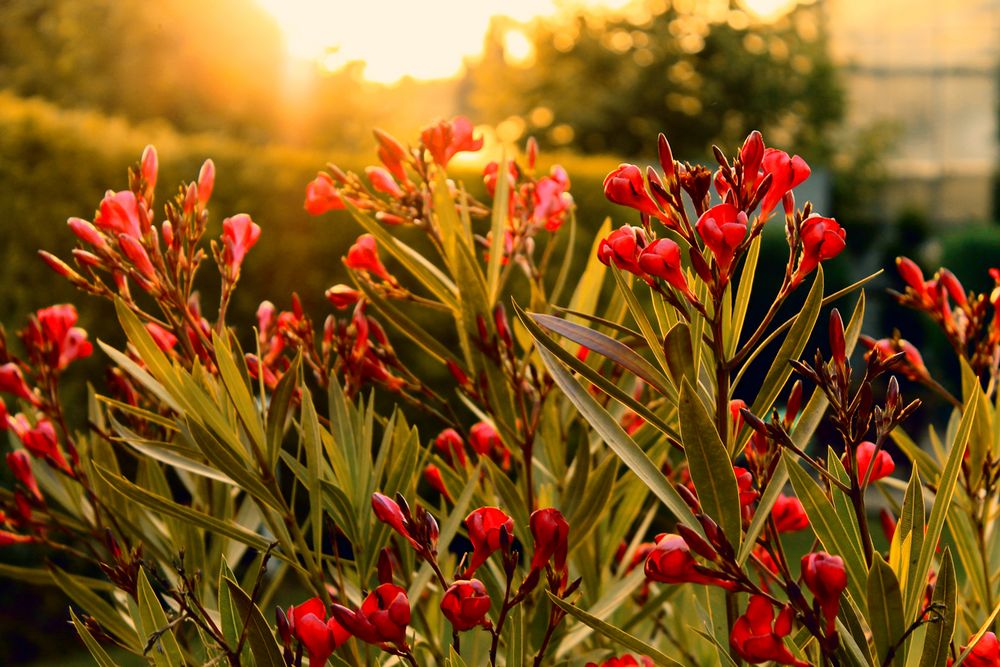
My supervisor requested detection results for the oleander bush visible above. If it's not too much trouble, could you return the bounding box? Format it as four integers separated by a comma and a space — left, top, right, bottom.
1, 116, 998, 667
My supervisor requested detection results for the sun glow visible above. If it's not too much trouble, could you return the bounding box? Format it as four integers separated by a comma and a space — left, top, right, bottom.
255, 0, 642, 84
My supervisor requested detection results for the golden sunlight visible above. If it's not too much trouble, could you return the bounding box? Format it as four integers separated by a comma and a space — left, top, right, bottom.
255, 0, 641, 84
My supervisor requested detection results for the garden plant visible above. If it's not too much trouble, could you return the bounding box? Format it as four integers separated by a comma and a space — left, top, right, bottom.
2, 115, 999, 666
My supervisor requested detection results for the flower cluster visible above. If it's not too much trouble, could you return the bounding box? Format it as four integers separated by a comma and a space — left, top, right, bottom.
598, 131, 844, 307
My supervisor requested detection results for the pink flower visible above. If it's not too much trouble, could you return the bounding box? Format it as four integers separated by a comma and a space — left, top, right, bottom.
421, 116, 483, 167
94, 190, 142, 239
760, 148, 810, 219
221, 214, 261, 275
305, 173, 345, 215
793, 215, 845, 287
345, 234, 392, 281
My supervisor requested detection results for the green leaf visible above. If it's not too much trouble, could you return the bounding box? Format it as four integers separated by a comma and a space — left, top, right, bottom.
745, 266, 824, 436
960, 357, 991, 488
548, 593, 682, 666
300, 387, 324, 565
919, 549, 956, 667
353, 277, 456, 364
70, 608, 122, 667
784, 453, 868, 606
678, 379, 741, 549
530, 312, 672, 396
94, 465, 273, 554
265, 355, 299, 470
611, 265, 674, 386
905, 393, 977, 622
137, 568, 183, 667
566, 217, 612, 316
868, 554, 905, 665
213, 331, 266, 460
517, 305, 679, 441
664, 322, 696, 390
535, 343, 702, 538
224, 578, 285, 667
51, 564, 140, 651
346, 202, 459, 309
567, 454, 618, 553
727, 235, 761, 357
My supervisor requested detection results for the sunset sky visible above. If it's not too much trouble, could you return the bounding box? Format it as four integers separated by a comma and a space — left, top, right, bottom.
255, 0, 798, 83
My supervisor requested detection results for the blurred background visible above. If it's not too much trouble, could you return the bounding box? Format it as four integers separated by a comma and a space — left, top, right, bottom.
0, 0, 998, 662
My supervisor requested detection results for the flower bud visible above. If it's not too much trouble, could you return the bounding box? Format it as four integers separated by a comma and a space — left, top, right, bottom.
829, 308, 846, 367
638, 239, 689, 294
345, 234, 392, 281
801, 551, 847, 634
305, 173, 345, 215
140, 145, 158, 192
695, 204, 747, 276
197, 159, 215, 206
371, 492, 420, 550
529, 508, 569, 573
325, 284, 362, 310
118, 234, 156, 279
896, 256, 925, 295
365, 166, 404, 198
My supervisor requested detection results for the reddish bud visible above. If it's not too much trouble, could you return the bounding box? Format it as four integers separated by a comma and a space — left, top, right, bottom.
140, 145, 158, 192
529, 508, 569, 573
0, 364, 36, 403
801, 551, 847, 634
829, 308, 846, 366
197, 159, 215, 206
423, 464, 450, 500
657, 133, 676, 183
771, 494, 808, 533
67, 217, 106, 249
325, 284, 362, 310
896, 257, 925, 294
603, 164, 661, 217
305, 173, 345, 215
434, 428, 467, 467
365, 166, 404, 198
638, 239, 689, 294
525, 136, 538, 171
597, 225, 648, 276
6, 450, 41, 501
371, 492, 420, 550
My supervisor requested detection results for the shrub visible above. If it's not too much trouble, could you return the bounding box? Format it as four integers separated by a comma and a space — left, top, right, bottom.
1, 117, 997, 667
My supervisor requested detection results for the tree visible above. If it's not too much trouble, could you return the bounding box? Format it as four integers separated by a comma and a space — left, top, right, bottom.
463, 1, 843, 159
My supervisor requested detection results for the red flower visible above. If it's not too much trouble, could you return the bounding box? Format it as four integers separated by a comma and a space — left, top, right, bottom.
696, 203, 747, 275
6, 451, 41, 502
371, 493, 420, 550
586, 656, 654, 667
771, 494, 808, 533
94, 190, 142, 239
598, 225, 648, 276
345, 234, 392, 282
440, 579, 491, 631
365, 166, 405, 198
760, 148, 810, 219
305, 173, 345, 215
643, 533, 732, 587
529, 508, 569, 574
434, 428, 467, 467
954, 632, 1000, 667
801, 552, 847, 634
792, 215, 845, 287
469, 421, 510, 470
603, 164, 661, 218
325, 284, 362, 310
221, 214, 261, 275
730, 596, 808, 667
464, 507, 514, 575
638, 239, 690, 295
329, 583, 411, 645
284, 597, 350, 667
0, 364, 36, 404
28, 305, 98, 370
734, 466, 759, 507
849, 441, 895, 484
10, 416, 71, 474
421, 116, 483, 167
422, 465, 450, 500
896, 256, 927, 298
533, 170, 572, 231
